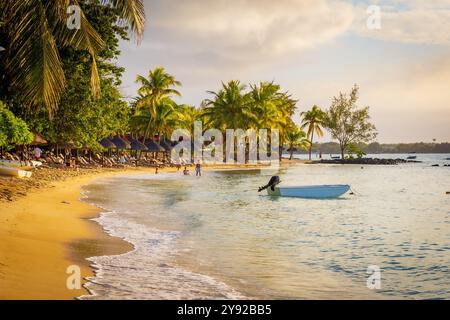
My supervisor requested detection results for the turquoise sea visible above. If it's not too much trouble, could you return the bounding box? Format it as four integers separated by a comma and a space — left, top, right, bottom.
80, 154, 450, 299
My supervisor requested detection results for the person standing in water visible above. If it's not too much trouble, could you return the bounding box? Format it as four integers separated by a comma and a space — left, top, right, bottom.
195, 161, 201, 176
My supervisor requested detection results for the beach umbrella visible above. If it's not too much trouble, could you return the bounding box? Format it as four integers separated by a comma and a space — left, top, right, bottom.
160, 139, 173, 152
130, 139, 148, 165
145, 140, 165, 152
110, 136, 131, 150
130, 139, 148, 151
31, 132, 47, 145
100, 138, 116, 149
110, 136, 131, 163
99, 138, 116, 166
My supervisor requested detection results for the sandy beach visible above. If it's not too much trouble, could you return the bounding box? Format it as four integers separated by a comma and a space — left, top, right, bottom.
0, 163, 273, 299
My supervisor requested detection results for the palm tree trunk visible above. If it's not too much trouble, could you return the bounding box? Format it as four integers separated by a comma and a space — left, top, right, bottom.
289, 144, 293, 160
309, 130, 314, 160
142, 119, 152, 144
341, 144, 345, 161
279, 136, 283, 162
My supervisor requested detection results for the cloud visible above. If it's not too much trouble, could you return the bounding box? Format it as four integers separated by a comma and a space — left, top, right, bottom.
352, 0, 450, 45
118, 1, 450, 142
146, 0, 354, 62
355, 54, 450, 142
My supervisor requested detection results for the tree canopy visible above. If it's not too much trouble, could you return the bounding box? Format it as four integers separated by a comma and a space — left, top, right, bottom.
0, 102, 33, 148
324, 85, 377, 159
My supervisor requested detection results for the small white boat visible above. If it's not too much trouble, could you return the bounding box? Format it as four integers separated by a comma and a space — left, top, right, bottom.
0, 166, 33, 178
267, 184, 350, 198
259, 176, 350, 199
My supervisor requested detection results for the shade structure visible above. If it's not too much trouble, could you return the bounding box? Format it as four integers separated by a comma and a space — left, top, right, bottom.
130, 139, 148, 151
159, 139, 173, 152
110, 136, 131, 149
57, 140, 75, 149
145, 140, 165, 152
100, 138, 116, 149
31, 132, 47, 145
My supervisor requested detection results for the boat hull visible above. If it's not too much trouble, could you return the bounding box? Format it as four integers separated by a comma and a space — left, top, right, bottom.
0, 160, 40, 170
267, 184, 350, 199
0, 166, 32, 178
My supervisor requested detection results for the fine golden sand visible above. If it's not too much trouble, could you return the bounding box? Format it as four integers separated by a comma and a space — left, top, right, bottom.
0, 163, 273, 300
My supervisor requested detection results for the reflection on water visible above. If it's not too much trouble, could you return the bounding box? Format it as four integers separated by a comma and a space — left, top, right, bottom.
82, 157, 450, 299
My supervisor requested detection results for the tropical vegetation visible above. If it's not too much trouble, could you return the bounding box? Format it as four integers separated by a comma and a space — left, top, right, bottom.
0, 102, 33, 149
285, 127, 310, 160
324, 85, 377, 159
0, 0, 145, 116
0, 2, 382, 164
300, 105, 326, 160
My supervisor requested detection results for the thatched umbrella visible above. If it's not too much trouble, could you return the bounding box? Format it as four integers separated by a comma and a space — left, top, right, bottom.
145, 140, 165, 152
110, 136, 131, 150
160, 139, 173, 152
144, 140, 165, 161
131, 139, 148, 151
31, 132, 47, 145
110, 136, 131, 162
130, 139, 148, 165
159, 139, 173, 162
99, 138, 116, 165
100, 138, 116, 149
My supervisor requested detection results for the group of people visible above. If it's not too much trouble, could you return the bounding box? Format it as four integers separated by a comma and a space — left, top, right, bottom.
33, 146, 205, 175
180, 161, 202, 176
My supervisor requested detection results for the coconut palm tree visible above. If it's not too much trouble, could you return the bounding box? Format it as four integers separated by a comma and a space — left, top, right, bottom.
285, 127, 310, 160
300, 105, 326, 160
135, 67, 181, 143
202, 80, 255, 130
250, 82, 284, 129
178, 104, 199, 135
0, 0, 145, 116
130, 98, 181, 140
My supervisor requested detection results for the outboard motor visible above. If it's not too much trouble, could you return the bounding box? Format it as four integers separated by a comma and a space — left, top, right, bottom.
258, 176, 281, 192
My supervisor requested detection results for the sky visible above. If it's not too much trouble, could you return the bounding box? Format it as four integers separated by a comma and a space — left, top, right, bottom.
117, 0, 450, 143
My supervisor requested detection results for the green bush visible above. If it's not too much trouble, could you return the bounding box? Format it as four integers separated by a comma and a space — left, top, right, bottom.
0, 101, 33, 148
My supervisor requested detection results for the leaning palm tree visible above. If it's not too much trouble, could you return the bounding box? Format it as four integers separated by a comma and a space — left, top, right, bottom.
135, 67, 182, 143
300, 105, 326, 160
0, 0, 145, 116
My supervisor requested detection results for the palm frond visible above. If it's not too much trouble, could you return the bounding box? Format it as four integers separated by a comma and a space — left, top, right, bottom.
108, 0, 146, 40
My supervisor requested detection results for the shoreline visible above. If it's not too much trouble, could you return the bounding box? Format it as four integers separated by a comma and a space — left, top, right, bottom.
0, 163, 276, 300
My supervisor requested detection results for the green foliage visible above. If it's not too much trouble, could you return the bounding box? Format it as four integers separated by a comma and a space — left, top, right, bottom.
202, 80, 296, 132
324, 85, 377, 158
0, 0, 145, 115
12, 1, 133, 151
202, 80, 254, 130
134, 67, 182, 141
300, 105, 326, 160
346, 143, 366, 159
284, 126, 310, 160
0, 102, 33, 148
131, 98, 180, 139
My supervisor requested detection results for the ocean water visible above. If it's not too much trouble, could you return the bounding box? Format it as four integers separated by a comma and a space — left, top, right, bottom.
79, 154, 450, 300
